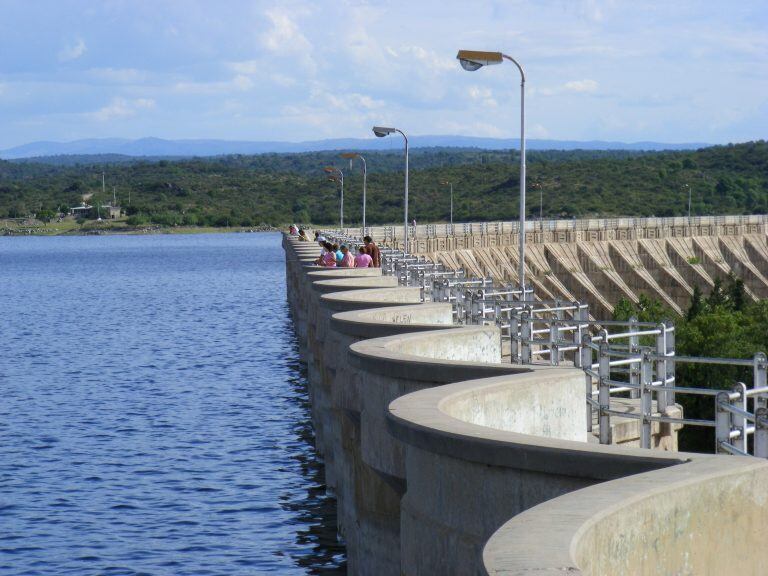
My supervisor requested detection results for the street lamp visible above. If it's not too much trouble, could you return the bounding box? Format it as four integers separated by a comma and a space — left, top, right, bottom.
440, 180, 454, 225
684, 183, 692, 222
372, 125, 409, 254
341, 152, 367, 234
324, 166, 344, 229
457, 49, 527, 292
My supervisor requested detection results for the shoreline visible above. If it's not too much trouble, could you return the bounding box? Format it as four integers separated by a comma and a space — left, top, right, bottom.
0, 224, 281, 237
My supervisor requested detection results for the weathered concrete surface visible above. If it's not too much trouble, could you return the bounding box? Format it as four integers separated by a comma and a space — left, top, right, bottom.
483, 457, 768, 575
283, 233, 768, 576
388, 374, 687, 575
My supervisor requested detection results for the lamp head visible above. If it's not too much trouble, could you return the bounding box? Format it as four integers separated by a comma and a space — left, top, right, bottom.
457, 50, 503, 71
372, 126, 396, 138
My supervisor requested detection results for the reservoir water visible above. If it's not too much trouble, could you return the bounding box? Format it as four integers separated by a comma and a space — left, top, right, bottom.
0, 232, 346, 575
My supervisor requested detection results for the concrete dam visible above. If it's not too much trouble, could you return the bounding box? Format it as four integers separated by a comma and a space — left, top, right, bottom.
283, 216, 768, 575
351, 214, 768, 317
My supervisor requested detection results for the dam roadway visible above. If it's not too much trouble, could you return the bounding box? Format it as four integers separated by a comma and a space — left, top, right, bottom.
283, 219, 768, 576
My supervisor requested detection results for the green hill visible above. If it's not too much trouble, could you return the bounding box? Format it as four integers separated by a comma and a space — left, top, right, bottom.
0, 141, 765, 227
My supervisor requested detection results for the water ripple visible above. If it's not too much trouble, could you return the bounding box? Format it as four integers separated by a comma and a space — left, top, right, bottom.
0, 232, 346, 575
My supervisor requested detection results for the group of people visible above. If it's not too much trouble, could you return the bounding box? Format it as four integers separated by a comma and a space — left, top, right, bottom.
287, 225, 381, 268
313, 233, 381, 268
289, 224, 310, 242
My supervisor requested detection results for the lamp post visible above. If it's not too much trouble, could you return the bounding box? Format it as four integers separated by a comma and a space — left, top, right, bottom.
341, 152, 367, 234
440, 180, 454, 225
457, 49, 527, 292
324, 166, 344, 229
684, 183, 691, 221
372, 126, 409, 254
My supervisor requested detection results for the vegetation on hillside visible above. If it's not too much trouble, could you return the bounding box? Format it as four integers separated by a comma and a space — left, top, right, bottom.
613, 275, 767, 453
0, 141, 766, 227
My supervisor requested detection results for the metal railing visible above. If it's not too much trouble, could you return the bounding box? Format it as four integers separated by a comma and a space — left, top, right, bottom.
316, 228, 768, 458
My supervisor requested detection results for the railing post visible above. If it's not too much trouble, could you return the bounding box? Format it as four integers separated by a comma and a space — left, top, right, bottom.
520, 310, 532, 364
555, 305, 564, 364
754, 352, 767, 411
732, 382, 747, 454
640, 349, 653, 449
629, 316, 640, 399
510, 312, 520, 364
655, 322, 669, 409
548, 311, 559, 366
598, 341, 611, 444
572, 300, 584, 368
715, 391, 731, 454
666, 325, 676, 407
582, 334, 593, 432
755, 407, 768, 459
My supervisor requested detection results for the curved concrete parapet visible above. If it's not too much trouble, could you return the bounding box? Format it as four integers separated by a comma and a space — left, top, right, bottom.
313, 275, 400, 294
483, 456, 768, 575
321, 286, 422, 311
281, 233, 768, 576
387, 374, 686, 575
347, 327, 530, 574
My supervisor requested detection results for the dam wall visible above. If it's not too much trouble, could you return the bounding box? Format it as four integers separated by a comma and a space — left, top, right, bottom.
284, 234, 768, 575
341, 214, 768, 314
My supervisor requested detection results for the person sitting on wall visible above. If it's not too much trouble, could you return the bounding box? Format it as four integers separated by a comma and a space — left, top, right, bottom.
355, 246, 373, 268
289, 224, 298, 235
363, 236, 381, 268
321, 242, 337, 267
339, 244, 355, 267
332, 243, 343, 265
314, 236, 327, 265
298, 229, 309, 242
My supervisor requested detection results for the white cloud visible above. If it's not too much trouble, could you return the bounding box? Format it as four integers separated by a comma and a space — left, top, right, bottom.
535, 79, 600, 97
58, 38, 87, 62
467, 86, 498, 108
563, 79, 599, 93
388, 45, 455, 72
227, 61, 297, 87
173, 74, 255, 95
259, 8, 316, 74
88, 68, 146, 84
89, 97, 155, 122
232, 75, 254, 91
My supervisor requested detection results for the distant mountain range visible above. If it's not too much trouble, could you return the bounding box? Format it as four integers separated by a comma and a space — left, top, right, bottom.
0, 136, 712, 160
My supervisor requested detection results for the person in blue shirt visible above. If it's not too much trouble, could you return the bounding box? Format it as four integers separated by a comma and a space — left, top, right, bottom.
333, 243, 343, 264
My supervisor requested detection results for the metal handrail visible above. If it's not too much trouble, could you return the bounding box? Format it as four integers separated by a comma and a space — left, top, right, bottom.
318, 227, 768, 459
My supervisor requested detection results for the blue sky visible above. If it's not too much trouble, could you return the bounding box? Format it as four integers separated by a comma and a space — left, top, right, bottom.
0, 0, 766, 148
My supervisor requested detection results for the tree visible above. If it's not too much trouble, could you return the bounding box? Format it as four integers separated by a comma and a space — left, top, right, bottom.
706, 277, 727, 308
687, 285, 704, 321
726, 272, 746, 311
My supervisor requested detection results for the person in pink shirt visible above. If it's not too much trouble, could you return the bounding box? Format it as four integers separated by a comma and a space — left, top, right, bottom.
321, 242, 337, 267
339, 245, 355, 267
354, 246, 373, 268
